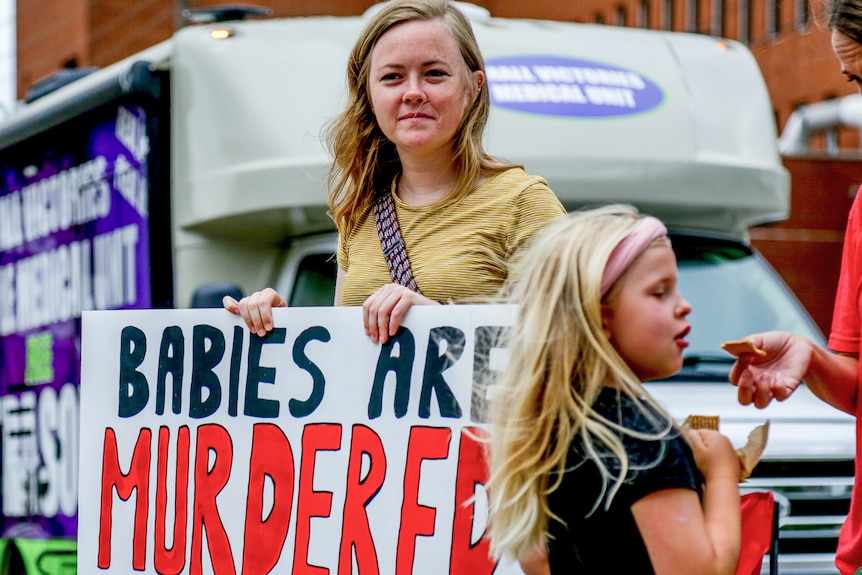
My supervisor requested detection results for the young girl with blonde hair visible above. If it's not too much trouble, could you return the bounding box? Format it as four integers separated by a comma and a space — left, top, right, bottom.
487, 205, 741, 575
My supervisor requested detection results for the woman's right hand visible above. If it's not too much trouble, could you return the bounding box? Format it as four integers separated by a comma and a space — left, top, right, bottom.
223, 287, 286, 337
363, 283, 438, 345
686, 429, 739, 484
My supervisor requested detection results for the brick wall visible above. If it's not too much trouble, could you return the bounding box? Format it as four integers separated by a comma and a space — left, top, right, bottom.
752, 157, 860, 333
89, 0, 176, 69
14, 0, 383, 100
16, 0, 88, 97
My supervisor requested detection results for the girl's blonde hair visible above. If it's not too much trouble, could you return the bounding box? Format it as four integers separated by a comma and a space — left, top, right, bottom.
324, 0, 511, 238
486, 204, 674, 560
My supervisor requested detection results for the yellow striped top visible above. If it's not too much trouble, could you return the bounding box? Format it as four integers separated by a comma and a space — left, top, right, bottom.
337, 167, 566, 305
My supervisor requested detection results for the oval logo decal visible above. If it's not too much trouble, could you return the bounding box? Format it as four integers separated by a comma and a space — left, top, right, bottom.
485, 56, 664, 118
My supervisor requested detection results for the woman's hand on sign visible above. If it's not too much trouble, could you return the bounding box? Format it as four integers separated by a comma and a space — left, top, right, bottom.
223, 287, 286, 337
363, 284, 440, 345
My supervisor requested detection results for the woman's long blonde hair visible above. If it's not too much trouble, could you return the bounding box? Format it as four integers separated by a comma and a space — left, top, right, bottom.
485, 204, 674, 561
324, 0, 511, 238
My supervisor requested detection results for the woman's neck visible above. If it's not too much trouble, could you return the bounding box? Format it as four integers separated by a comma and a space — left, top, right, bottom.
397, 155, 460, 206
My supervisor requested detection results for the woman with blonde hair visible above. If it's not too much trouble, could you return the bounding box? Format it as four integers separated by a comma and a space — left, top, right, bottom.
225, 0, 565, 342
486, 205, 741, 575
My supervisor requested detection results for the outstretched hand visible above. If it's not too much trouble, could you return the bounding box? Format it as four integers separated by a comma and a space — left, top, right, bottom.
223, 287, 287, 337
363, 284, 439, 344
727, 331, 812, 408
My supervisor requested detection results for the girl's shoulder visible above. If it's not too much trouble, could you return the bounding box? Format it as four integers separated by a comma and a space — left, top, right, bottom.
592, 387, 674, 436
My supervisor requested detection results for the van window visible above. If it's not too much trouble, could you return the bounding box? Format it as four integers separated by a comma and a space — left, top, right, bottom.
288, 253, 337, 306
669, 232, 824, 381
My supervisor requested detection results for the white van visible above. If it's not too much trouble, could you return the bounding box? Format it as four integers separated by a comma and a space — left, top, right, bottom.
0, 4, 852, 573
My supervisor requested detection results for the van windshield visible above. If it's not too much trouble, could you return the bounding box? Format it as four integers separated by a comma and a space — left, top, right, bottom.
283, 231, 823, 383
668, 232, 825, 381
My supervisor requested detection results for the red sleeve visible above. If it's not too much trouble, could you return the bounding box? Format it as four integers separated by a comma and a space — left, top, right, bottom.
828, 187, 862, 354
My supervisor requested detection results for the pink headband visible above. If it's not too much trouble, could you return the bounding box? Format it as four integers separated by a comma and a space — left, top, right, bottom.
600, 216, 668, 296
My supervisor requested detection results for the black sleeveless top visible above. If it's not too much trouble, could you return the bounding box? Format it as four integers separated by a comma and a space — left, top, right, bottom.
546, 387, 702, 574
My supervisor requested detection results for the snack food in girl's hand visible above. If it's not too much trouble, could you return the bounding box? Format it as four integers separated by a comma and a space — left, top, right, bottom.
737, 421, 770, 482
683, 415, 769, 482
721, 339, 767, 358
683, 414, 720, 431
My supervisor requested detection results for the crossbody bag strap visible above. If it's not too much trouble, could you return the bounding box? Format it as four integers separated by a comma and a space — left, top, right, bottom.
373, 192, 421, 293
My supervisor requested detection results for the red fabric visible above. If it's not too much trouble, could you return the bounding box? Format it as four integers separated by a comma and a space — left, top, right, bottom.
828, 186, 862, 355
828, 188, 862, 574
735, 491, 775, 575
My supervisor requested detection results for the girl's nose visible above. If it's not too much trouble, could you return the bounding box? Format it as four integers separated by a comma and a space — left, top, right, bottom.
677, 296, 692, 317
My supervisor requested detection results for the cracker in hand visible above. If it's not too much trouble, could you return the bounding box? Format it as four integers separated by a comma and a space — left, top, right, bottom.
683, 414, 720, 431
721, 339, 767, 358
682, 415, 770, 483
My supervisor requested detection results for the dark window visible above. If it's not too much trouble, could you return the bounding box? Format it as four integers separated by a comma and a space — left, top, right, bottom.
288, 253, 337, 307
795, 0, 810, 28
666, 232, 823, 382
739, 0, 752, 43
711, 0, 723, 36
617, 5, 628, 26
688, 0, 699, 32
640, 0, 651, 28
769, 0, 783, 37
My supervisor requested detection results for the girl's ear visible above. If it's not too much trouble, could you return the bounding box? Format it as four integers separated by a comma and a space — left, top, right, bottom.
600, 304, 614, 340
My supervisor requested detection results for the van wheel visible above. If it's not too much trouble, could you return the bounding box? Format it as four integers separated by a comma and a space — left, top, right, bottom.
0, 544, 26, 575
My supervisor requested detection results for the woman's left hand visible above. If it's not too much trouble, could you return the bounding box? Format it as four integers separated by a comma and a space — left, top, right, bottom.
363, 284, 440, 344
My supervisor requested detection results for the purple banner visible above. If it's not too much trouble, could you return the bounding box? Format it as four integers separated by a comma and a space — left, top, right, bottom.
486, 55, 664, 118
0, 103, 151, 538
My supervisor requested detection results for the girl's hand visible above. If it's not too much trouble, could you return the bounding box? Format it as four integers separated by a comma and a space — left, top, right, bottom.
223, 287, 287, 337
635, 431, 741, 573
686, 429, 739, 483
362, 284, 439, 344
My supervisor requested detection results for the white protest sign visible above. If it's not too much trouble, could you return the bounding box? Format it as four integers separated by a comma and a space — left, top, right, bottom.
78, 305, 523, 575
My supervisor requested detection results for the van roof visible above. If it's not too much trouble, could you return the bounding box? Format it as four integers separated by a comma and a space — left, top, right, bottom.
0, 10, 788, 241
173, 13, 787, 240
